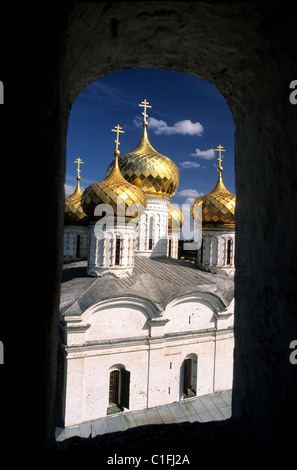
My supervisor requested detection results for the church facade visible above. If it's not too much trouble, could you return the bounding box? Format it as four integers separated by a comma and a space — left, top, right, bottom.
60, 257, 234, 427
191, 145, 236, 275
59, 100, 235, 428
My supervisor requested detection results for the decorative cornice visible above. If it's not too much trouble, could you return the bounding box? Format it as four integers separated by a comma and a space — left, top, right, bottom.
63, 327, 235, 355
64, 324, 91, 333
147, 318, 170, 326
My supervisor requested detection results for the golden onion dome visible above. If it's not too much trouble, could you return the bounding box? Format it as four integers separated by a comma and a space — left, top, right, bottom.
81, 151, 147, 220
191, 147, 236, 227
105, 118, 180, 199
64, 174, 88, 225
168, 203, 185, 231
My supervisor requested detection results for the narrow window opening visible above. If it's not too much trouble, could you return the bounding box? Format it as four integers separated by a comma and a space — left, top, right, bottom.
183, 358, 192, 396
226, 239, 231, 265
200, 238, 204, 263
115, 236, 121, 265
107, 367, 130, 415
168, 238, 172, 257
149, 216, 154, 250
182, 355, 197, 398
109, 369, 120, 406
76, 234, 81, 257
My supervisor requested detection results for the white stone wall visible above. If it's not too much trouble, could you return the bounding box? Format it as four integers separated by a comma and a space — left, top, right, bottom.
85, 305, 149, 342
80, 348, 150, 423
62, 293, 234, 427
136, 197, 169, 257
167, 233, 179, 259
64, 226, 89, 261
197, 227, 235, 274
147, 336, 216, 408
163, 298, 216, 334
213, 333, 234, 391
63, 356, 85, 426
87, 218, 137, 277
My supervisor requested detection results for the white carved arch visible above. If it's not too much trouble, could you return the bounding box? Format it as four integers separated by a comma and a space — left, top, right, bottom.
163, 291, 227, 315
82, 294, 162, 324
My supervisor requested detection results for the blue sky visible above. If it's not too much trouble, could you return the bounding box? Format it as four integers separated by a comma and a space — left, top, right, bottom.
66, 67, 235, 212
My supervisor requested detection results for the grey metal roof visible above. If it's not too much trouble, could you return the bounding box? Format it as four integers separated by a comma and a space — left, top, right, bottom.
60, 256, 234, 317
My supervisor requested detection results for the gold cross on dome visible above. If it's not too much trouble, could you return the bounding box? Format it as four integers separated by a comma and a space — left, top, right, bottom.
74, 157, 84, 179
215, 145, 226, 167
111, 124, 125, 152
139, 99, 152, 121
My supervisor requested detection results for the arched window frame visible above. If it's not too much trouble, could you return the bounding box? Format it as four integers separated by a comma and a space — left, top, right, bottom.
115, 235, 122, 266
168, 237, 172, 257
148, 215, 154, 250
182, 353, 198, 399
226, 237, 232, 265
107, 364, 130, 415
76, 234, 81, 257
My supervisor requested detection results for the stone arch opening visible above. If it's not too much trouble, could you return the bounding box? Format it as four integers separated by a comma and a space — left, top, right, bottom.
66, 65, 230, 263
108, 364, 130, 414
23, 2, 296, 450
181, 353, 198, 399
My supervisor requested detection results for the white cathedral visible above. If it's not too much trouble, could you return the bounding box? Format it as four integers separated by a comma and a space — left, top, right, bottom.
59, 100, 235, 428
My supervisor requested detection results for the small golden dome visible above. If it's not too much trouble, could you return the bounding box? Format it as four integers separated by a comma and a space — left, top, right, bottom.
106, 122, 180, 199
191, 166, 236, 227
168, 203, 185, 231
64, 177, 88, 225
81, 154, 147, 219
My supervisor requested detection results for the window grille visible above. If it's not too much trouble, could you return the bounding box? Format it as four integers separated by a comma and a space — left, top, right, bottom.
115, 236, 121, 265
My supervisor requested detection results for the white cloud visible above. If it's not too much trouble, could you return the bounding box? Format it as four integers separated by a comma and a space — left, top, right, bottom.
147, 117, 204, 136
184, 197, 197, 205
65, 183, 85, 197
180, 203, 191, 213
190, 148, 215, 159
179, 161, 201, 169
133, 116, 144, 128
65, 184, 76, 197
178, 189, 204, 198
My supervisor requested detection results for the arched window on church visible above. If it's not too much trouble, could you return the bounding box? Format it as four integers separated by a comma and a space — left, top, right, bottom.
148, 215, 154, 250
107, 365, 130, 415
226, 238, 232, 265
115, 236, 121, 265
109, 369, 120, 406
182, 354, 198, 398
76, 234, 81, 258
168, 238, 172, 258
200, 238, 204, 264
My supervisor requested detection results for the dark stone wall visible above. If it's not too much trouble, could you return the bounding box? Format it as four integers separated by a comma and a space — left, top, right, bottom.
63, 2, 297, 449
2, 2, 296, 451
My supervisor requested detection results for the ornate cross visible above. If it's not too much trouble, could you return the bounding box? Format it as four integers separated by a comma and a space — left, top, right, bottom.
74, 157, 84, 179
111, 124, 125, 152
139, 99, 152, 122
215, 145, 226, 167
